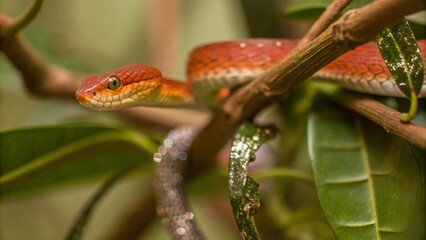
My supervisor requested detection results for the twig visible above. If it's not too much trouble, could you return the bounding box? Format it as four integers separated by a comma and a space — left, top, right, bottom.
0, 14, 78, 99
0, 0, 45, 38
298, 0, 353, 47
330, 91, 426, 149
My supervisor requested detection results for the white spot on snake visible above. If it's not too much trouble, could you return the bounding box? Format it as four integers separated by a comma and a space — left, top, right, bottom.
257, 42, 264, 48
275, 41, 282, 47
239, 42, 247, 48
176, 227, 186, 235
177, 219, 186, 226
153, 152, 162, 162
164, 138, 173, 148
185, 212, 194, 220
178, 152, 187, 160
159, 146, 167, 155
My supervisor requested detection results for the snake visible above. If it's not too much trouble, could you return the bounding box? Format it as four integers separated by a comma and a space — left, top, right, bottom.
75, 39, 426, 239
75, 39, 426, 111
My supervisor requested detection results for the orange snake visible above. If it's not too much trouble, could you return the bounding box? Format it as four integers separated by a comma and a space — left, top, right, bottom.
75, 39, 426, 239
76, 39, 426, 111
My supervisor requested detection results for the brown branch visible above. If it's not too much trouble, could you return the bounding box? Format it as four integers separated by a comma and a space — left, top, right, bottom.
298, 0, 353, 47
331, 91, 426, 149
189, 0, 426, 169
0, 14, 79, 99
0, 0, 45, 38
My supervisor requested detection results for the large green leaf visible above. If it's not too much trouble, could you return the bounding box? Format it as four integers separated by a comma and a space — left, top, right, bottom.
308, 107, 423, 240
0, 124, 157, 196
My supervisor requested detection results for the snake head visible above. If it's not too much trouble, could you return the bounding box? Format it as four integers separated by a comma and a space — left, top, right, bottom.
76, 64, 162, 111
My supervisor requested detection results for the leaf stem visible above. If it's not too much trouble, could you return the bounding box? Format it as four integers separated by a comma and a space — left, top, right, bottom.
65, 166, 133, 240
401, 90, 418, 122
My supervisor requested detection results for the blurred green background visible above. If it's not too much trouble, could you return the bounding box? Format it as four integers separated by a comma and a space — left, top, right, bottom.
2, 1, 425, 240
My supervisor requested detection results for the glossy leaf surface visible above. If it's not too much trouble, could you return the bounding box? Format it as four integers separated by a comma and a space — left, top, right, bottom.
308, 108, 423, 240
377, 19, 424, 97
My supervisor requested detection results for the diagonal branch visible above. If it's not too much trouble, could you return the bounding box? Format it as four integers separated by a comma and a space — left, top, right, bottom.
189, 0, 426, 171
298, 0, 353, 47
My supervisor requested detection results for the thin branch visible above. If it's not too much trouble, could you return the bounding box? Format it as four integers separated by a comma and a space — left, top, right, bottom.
0, 0, 45, 38
298, 0, 353, 47
330, 91, 426, 149
0, 14, 78, 99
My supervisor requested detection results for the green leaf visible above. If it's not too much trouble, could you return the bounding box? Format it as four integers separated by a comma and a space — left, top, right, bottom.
228, 122, 276, 240
376, 19, 424, 122
283, 0, 371, 21
0, 124, 157, 196
308, 107, 423, 239
377, 19, 424, 97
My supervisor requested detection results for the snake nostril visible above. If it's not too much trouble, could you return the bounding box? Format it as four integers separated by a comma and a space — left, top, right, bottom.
93, 92, 96, 96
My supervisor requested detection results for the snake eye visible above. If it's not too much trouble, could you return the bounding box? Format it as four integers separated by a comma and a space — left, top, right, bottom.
107, 76, 121, 90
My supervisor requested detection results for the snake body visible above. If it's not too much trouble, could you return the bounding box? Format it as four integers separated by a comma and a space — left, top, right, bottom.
153, 127, 203, 240
76, 39, 426, 111
75, 39, 426, 239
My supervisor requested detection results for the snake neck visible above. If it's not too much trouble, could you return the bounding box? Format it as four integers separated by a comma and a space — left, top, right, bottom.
151, 78, 195, 107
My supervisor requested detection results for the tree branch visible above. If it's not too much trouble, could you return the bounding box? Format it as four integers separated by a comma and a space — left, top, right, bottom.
298, 0, 353, 47
189, 0, 426, 171
330, 91, 426, 149
0, 0, 45, 38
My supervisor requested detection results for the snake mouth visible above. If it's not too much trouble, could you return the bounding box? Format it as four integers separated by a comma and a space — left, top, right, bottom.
75, 91, 119, 111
